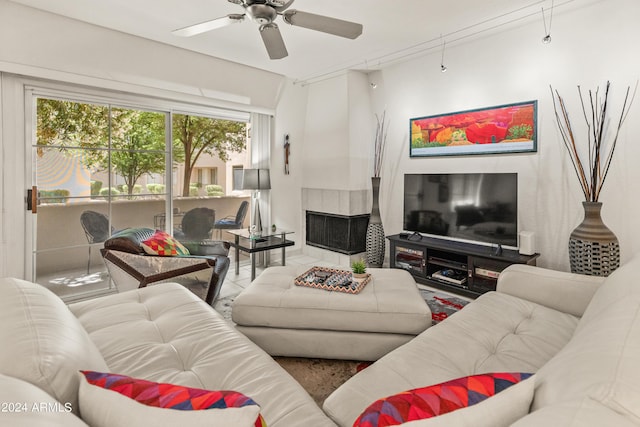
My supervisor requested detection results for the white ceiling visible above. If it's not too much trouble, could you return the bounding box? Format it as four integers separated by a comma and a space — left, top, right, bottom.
9, 0, 580, 83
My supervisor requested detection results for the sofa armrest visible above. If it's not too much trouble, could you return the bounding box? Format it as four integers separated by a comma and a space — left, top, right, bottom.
497, 264, 605, 317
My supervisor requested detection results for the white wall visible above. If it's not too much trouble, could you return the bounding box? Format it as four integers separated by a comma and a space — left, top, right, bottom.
368, 0, 640, 270
301, 76, 350, 190
0, 0, 284, 110
270, 0, 640, 271
271, 80, 308, 251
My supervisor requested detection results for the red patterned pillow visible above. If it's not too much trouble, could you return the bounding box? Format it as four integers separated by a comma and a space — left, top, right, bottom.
79, 371, 266, 427
141, 230, 190, 256
353, 372, 532, 427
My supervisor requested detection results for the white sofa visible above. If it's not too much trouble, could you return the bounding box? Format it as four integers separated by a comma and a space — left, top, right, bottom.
0, 278, 336, 426
4, 253, 640, 426
323, 253, 640, 426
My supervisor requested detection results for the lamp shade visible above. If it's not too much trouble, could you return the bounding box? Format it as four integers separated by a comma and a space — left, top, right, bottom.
242, 169, 271, 190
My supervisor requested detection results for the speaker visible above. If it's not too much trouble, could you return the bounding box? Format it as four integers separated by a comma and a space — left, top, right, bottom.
519, 231, 536, 255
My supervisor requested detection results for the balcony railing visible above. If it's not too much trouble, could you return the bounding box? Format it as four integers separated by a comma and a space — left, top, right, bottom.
34, 195, 250, 301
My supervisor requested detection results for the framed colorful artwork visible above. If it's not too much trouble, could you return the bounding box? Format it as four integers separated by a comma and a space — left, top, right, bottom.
409, 100, 537, 157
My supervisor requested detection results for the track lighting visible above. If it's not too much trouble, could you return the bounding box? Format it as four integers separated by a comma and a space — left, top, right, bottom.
541, 0, 554, 44
440, 36, 447, 73
370, 82, 378, 89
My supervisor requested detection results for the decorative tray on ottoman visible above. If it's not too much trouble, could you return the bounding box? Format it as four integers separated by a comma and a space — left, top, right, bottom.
294, 266, 371, 294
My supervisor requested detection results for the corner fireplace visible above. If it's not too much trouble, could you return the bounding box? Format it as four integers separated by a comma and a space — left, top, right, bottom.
306, 211, 369, 255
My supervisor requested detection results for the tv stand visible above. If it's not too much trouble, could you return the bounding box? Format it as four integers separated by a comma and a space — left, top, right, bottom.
388, 234, 539, 299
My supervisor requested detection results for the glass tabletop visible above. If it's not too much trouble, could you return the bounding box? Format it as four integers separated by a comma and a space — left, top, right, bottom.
226, 228, 294, 239
226, 228, 295, 253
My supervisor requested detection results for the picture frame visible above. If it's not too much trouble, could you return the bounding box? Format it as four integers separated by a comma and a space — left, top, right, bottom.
409, 100, 537, 157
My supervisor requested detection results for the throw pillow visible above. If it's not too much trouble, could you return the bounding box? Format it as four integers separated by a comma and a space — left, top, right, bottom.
141, 230, 190, 256
78, 371, 266, 427
104, 227, 155, 254
353, 372, 533, 427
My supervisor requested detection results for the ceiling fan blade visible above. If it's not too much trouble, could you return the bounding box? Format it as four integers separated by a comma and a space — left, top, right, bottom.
282, 10, 363, 39
172, 14, 245, 37
259, 23, 288, 59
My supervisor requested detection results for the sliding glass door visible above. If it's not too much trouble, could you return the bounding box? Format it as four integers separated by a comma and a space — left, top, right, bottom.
32, 97, 169, 300
29, 92, 249, 302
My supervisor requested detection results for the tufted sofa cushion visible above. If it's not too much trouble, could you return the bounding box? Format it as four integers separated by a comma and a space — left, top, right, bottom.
323, 290, 580, 426
68, 282, 335, 427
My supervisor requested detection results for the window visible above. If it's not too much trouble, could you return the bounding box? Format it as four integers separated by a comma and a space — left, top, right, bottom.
233, 166, 244, 191
172, 113, 247, 197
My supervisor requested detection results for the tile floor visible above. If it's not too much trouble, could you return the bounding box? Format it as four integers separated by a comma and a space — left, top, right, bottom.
38, 248, 470, 305
39, 250, 334, 303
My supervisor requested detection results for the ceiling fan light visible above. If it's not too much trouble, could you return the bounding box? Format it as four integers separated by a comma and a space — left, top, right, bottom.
247, 4, 277, 25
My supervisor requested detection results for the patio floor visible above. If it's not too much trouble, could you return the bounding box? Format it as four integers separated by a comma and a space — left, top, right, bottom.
38, 249, 326, 304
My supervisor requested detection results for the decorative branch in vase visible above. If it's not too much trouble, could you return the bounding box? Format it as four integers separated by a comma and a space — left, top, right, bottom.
373, 110, 388, 178
550, 81, 637, 276
550, 81, 636, 202
366, 111, 389, 268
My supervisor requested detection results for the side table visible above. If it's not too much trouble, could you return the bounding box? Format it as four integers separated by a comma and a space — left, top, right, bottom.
226, 229, 295, 281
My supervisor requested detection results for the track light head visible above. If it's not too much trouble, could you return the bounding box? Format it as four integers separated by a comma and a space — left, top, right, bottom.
441, 64, 448, 73
542, 34, 552, 44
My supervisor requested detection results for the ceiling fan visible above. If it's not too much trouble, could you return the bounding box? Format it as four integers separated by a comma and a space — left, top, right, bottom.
172, 0, 363, 60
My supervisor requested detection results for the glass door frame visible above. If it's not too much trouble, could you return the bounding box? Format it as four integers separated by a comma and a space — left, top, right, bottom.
25, 83, 250, 287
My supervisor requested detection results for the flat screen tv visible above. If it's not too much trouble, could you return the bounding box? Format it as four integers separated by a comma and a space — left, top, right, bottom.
403, 173, 518, 248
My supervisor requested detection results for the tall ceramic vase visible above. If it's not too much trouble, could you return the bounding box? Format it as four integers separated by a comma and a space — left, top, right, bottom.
366, 177, 385, 268
569, 201, 620, 276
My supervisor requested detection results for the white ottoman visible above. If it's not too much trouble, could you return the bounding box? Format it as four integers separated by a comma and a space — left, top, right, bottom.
232, 266, 432, 361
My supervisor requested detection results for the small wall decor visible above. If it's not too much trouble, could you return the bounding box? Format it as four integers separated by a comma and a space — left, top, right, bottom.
284, 134, 291, 175
409, 101, 537, 157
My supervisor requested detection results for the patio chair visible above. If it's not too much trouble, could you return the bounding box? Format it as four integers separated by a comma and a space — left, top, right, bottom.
213, 200, 249, 239
175, 207, 216, 241
80, 210, 114, 274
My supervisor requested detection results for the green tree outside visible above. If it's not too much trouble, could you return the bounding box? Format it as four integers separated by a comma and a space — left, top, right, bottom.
172, 114, 247, 197
37, 98, 246, 198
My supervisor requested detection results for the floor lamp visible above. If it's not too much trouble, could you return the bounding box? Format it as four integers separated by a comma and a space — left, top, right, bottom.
242, 169, 271, 235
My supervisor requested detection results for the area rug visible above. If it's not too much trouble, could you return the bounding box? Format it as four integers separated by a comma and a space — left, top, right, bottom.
212, 287, 469, 406
272, 357, 370, 406
420, 288, 470, 324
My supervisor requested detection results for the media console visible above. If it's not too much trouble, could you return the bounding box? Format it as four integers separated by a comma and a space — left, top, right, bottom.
388, 233, 539, 299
